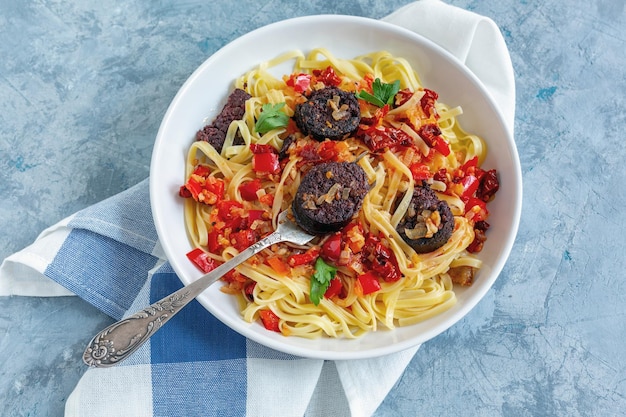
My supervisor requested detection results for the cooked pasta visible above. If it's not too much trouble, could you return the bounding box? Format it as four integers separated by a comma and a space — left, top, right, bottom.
179, 48, 499, 338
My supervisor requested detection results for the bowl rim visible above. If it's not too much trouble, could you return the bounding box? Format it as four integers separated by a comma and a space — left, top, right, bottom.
150, 14, 523, 360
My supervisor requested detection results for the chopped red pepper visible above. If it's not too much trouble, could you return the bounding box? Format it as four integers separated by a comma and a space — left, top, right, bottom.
250, 144, 276, 154
432, 136, 451, 156
312, 66, 342, 87
409, 163, 431, 181
181, 174, 225, 205
418, 124, 450, 156
460, 175, 480, 199
217, 200, 243, 221
230, 229, 258, 252
207, 229, 222, 253
420, 88, 439, 118
259, 309, 281, 332
244, 281, 256, 301
320, 233, 342, 263
247, 209, 266, 223
324, 277, 343, 299
287, 247, 321, 267
258, 193, 274, 207
362, 234, 401, 282
186, 248, 220, 273
477, 169, 499, 202
266, 256, 290, 276
286, 73, 312, 93
239, 179, 262, 201
464, 197, 488, 222
358, 272, 381, 295
252, 152, 281, 174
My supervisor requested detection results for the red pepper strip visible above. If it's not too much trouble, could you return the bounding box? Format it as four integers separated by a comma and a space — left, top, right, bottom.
207, 229, 222, 253
460, 175, 480, 199
239, 179, 262, 201
460, 156, 478, 173
259, 309, 281, 332
324, 277, 343, 299
320, 233, 342, 263
358, 272, 381, 295
433, 136, 451, 156
287, 247, 321, 267
186, 248, 220, 273
252, 153, 280, 174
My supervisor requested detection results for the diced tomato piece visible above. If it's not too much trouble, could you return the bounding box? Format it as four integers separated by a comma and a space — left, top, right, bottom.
358, 272, 381, 295
186, 248, 220, 273
259, 309, 281, 332
231, 229, 258, 252
239, 179, 262, 201
320, 233, 342, 263
324, 277, 343, 299
266, 256, 290, 276
252, 153, 280, 174
287, 247, 321, 267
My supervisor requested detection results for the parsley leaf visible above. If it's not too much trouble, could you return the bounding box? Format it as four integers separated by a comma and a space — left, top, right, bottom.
254, 103, 290, 134
310, 257, 337, 306
356, 78, 401, 107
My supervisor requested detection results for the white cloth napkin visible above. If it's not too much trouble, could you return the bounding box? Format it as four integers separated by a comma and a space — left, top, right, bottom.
0, 1, 515, 416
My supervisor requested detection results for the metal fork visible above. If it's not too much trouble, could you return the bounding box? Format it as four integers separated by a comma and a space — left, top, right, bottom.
83, 210, 315, 368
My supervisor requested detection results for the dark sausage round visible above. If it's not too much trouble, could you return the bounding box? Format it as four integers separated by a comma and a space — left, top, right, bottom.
294, 87, 360, 141
292, 162, 368, 234
396, 184, 454, 253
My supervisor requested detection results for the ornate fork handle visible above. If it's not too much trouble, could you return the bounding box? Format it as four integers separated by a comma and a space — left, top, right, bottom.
83, 232, 284, 368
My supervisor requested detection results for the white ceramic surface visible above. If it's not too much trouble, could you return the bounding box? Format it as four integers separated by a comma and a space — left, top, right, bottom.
150, 15, 522, 360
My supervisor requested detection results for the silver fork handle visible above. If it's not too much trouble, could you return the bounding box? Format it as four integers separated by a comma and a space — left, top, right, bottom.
83, 231, 284, 368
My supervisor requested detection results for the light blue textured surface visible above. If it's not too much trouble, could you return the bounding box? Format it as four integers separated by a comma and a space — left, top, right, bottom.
1, 0, 625, 416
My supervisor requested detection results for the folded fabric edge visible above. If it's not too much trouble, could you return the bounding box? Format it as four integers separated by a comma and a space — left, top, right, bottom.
0, 217, 75, 296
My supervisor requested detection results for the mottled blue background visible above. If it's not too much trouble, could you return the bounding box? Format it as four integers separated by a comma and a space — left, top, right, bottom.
1, 0, 625, 416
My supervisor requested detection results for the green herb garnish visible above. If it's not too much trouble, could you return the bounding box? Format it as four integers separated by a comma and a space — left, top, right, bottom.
356, 78, 401, 107
254, 103, 290, 134
310, 257, 337, 306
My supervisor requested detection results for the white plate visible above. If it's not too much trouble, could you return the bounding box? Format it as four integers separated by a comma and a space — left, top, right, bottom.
150, 15, 522, 359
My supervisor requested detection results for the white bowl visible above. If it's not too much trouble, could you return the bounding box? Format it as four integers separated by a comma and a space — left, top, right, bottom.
150, 15, 522, 359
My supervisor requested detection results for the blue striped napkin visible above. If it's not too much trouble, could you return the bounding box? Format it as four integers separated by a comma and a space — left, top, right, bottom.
0, 2, 515, 415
